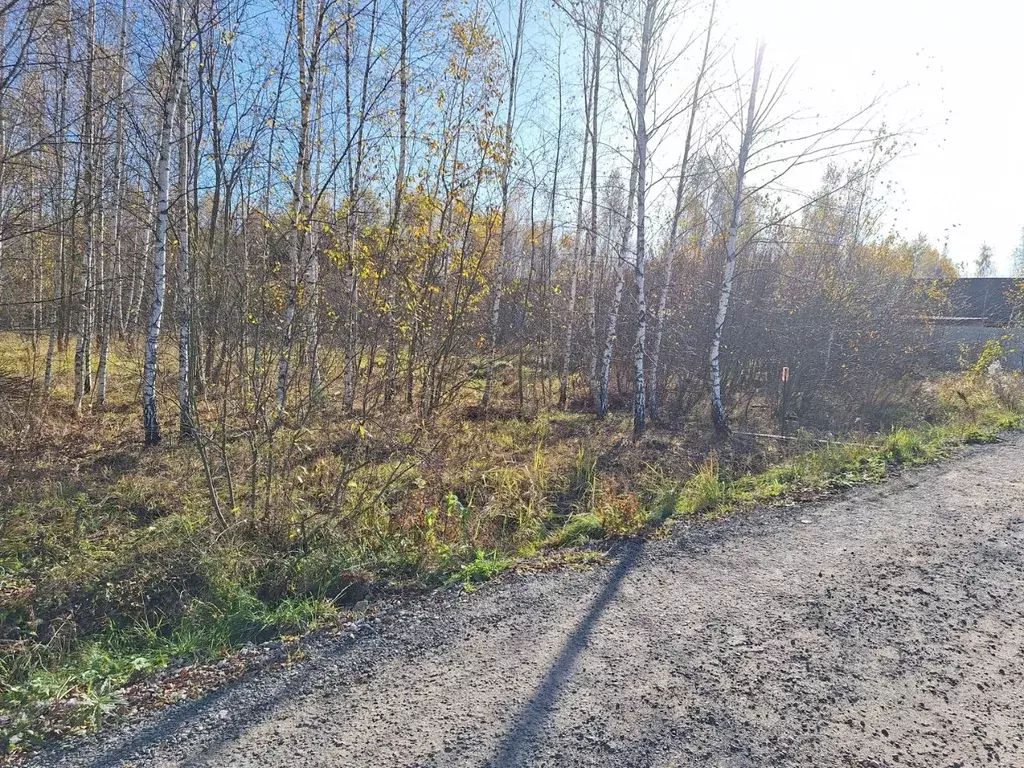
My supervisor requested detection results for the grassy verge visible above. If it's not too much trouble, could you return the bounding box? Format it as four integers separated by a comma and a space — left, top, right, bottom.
1, 341, 1022, 756
541, 390, 1021, 551
676, 412, 1018, 523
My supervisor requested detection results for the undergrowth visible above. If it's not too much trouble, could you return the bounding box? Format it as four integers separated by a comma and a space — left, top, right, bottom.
1, 336, 1021, 755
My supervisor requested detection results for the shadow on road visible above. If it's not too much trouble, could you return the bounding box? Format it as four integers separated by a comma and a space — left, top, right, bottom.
77, 630, 367, 767
489, 539, 644, 767
70, 540, 643, 768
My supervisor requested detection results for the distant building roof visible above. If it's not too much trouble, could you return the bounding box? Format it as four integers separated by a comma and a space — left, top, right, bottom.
917, 278, 1022, 326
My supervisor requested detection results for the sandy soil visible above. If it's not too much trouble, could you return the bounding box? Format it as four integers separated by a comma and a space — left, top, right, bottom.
33, 435, 1024, 767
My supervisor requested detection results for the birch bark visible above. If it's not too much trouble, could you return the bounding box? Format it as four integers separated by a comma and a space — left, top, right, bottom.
709, 41, 764, 434
631, 0, 655, 440
143, 0, 185, 444
648, 0, 714, 422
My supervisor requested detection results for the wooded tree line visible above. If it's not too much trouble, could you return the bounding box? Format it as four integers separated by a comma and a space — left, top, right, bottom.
0, 0, 940, 445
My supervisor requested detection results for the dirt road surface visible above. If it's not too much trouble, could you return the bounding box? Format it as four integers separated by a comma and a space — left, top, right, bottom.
34, 436, 1024, 767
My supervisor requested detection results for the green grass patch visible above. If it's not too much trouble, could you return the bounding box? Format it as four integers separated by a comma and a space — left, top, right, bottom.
444, 549, 512, 590
675, 458, 730, 517
1, 584, 338, 751
544, 512, 604, 548
678, 416, 1016, 523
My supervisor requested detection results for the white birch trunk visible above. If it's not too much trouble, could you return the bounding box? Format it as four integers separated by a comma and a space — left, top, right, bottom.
585, 0, 605, 397
95, 140, 108, 405
128, 196, 155, 336
277, 0, 326, 416
143, 0, 185, 444
74, 0, 97, 416
648, 0, 714, 422
110, 0, 127, 342
709, 41, 764, 434
45, 29, 71, 394
177, 94, 193, 439
631, 0, 655, 440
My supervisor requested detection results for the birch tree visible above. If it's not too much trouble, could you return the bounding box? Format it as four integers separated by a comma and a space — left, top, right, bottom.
0, 0, 903, 454
629, 0, 654, 439
177, 91, 193, 439
73, 0, 97, 416
585, 0, 605, 399
142, 0, 186, 445
648, 0, 714, 422
709, 40, 764, 434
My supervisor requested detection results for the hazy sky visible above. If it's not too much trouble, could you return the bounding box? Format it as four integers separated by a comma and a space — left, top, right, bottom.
724, 0, 1024, 275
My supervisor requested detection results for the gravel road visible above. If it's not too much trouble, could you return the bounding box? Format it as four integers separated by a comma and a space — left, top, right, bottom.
34, 436, 1024, 768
